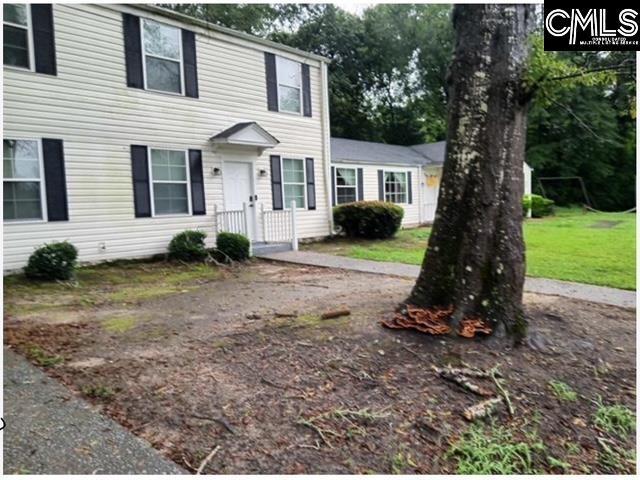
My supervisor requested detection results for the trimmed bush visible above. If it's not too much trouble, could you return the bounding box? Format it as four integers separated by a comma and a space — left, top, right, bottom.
523, 194, 555, 218
216, 232, 250, 262
25, 241, 78, 281
168, 230, 208, 262
333, 201, 404, 239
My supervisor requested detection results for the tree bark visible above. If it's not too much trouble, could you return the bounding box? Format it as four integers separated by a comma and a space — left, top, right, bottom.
406, 5, 535, 341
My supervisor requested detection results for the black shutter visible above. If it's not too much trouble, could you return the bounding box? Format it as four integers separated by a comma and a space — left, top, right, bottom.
302, 64, 312, 117
265, 52, 278, 112
31, 4, 57, 75
189, 149, 205, 215
42, 139, 68, 221
378, 170, 384, 201
123, 13, 143, 89
331, 166, 336, 206
305, 157, 316, 210
270, 155, 283, 210
407, 171, 413, 204
131, 145, 151, 217
357, 168, 364, 201
182, 29, 198, 98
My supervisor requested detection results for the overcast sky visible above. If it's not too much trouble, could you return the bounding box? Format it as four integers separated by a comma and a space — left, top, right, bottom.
334, 3, 371, 16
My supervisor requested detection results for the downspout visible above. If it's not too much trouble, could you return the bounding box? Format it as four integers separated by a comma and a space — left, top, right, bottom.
320, 61, 334, 234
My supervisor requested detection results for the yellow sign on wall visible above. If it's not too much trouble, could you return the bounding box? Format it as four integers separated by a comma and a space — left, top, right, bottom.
426, 175, 440, 188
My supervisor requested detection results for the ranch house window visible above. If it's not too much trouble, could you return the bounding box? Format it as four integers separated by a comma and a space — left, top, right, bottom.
276, 56, 302, 114
142, 18, 183, 94
282, 158, 306, 208
149, 148, 190, 215
384, 171, 408, 204
3, 139, 45, 220
3, 4, 32, 69
335, 167, 357, 204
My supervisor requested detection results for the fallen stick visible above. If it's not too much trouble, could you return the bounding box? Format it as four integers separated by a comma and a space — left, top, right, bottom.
190, 414, 236, 434
434, 367, 493, 396
490, 369, 515, 416
196, 445, 220, 475
320, 309, 351, 320
441, 365, 503, 379
463, 397, 503, 421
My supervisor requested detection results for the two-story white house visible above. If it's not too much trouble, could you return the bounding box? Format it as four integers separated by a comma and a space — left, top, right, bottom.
3, 4, 333, 271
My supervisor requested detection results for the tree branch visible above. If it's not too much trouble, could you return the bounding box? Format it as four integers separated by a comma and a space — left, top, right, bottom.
545, 61, 635, 83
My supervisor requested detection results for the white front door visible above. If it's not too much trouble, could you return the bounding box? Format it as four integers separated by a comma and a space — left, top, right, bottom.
223, 161, 255, 240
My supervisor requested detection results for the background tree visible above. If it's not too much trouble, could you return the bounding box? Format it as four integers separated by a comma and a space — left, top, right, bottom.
406, 4, 535, 340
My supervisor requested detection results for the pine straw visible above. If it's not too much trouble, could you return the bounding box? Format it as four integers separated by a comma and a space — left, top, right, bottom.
381, 306, 492, 338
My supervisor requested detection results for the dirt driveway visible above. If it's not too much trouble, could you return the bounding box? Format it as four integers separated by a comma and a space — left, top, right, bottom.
4, 260, 636, 474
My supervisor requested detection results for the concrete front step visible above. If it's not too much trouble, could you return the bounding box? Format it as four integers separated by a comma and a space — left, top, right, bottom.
252, 242, 293, 255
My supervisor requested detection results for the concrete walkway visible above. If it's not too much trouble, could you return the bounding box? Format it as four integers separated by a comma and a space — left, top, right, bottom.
3, 348, 186, 475
259, 250, 635, 309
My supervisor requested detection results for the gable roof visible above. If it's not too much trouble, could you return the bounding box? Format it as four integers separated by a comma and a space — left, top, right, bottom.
331, 137, 445, 167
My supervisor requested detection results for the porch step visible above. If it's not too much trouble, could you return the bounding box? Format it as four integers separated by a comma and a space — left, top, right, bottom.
252, 242, 293, 256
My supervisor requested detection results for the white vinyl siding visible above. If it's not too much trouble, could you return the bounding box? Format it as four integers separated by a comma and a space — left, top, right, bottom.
335, 167, 357, 204
141, 18, 183, 94
149, 148, 190, 215
282, 157, 306, 209
384, 170, 408, 204
3, 138, 46, 221
3, 4, 330, 270
276, 55, 302, 114
3, 4, 32, 70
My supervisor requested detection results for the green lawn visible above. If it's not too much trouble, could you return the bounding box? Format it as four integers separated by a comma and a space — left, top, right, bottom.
303, 209, 636, 290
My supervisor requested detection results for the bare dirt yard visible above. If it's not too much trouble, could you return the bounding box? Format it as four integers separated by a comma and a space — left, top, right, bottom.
4, 259, 636, 474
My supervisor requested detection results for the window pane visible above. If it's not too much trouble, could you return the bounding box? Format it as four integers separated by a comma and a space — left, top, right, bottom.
3, 25, 29, 68
3, 181, 42, 220
278, 85, 301, 113
153, 182, 188, 214
283, 184, 305, 209
145, 56, 181, 93
337, 187, 356, 204
276, 56, 301, 88
337, 168, 356, 186
143, 19, 180, 59
4, 4, 28, 26
3, 139, 39, 179
283, 158, 304, 183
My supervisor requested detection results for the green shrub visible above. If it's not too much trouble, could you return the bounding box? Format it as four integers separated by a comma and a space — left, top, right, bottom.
24, 241, 78, 281
523, 194, 555, 218
216, 232, 250, 262
333, 201, 404, 239
168, 230, 208, 262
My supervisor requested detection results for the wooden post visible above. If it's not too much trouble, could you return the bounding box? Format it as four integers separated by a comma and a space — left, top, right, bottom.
213, 204, 218, 236
291, 200, 298, 251
260, 203, 266, 243
243, 202, 252, 256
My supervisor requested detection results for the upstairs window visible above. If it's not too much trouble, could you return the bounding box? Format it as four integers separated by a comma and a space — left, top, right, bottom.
276, 56, 302, 114
149, 148, 190, 215
3, 4, 31, 69
335, 167, 357, 205
3, 139, 44, 220
282, 158, 306, 208
142, 19, 182, 94
384, 171, 408, 204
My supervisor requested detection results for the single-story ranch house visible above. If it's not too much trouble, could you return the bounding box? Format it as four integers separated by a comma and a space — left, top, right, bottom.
3, 4, 533, 272
331, 138, 533, 226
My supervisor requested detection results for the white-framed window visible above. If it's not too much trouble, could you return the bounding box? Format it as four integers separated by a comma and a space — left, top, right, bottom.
141, 18, 183, 94
282, 157, 306, 209
149, 148, 191, 215
3, 138, 46, 221
384, 171, 408, 204
276, 56, 302, 114
335, 167, 358, 205
3, 4, 33, 70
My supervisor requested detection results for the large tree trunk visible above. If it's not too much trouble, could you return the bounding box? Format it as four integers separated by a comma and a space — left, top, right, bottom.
406, 5, 535, 341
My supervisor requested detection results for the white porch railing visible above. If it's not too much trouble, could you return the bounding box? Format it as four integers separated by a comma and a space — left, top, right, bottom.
214, 202, 298, 251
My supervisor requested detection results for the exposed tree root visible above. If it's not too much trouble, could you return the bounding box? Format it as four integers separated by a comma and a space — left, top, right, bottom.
433, 367, 493, 396
462, 397, 504, 421
381, 306, 493, 338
